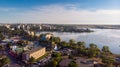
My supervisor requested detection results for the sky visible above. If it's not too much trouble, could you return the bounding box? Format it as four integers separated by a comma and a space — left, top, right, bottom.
0, 0, 120, 24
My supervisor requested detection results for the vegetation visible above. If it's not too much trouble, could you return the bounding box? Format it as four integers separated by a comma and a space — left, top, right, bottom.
101, 55, 115, 67
51, 52, 61, 58
69, 39, 76, 47
0, 32, 4, 41
28, 57, 36, 64
49, 60, 58, 67
102, 46, 112, 55
0, 57, 10, 67
68, 60, 78, 67
51, 36, 61, 44
60, 41, 70, 48
47, 52, 62, 67
6, 42, 12, 50
0, 45, 3, 50
87, 43, 100, 58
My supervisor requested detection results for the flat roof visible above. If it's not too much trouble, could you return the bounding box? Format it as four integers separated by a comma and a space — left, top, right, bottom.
23, 47, 45, 54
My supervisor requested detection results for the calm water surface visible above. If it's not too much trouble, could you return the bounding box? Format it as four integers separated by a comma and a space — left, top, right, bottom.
37, 29, 120, 54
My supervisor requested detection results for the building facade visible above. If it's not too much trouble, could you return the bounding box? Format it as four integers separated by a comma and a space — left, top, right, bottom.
22, 47, 46, 60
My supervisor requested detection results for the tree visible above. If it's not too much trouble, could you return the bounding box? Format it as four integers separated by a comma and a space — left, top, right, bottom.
52, 52, 61, 58
68, 60, 78, 67
54, 57, 61, 62
61, 41, 69, 47
28, 57, 35, 64
77, 41, 86, 56
50, 60, 58, 67
77, 41, 85, 48
48, 52, 62, 67
6, 42, 12, 50
69, 39, 75, 47
17, 40, 24, 47
89, 43, 97, 48
51, 36, 61, 44
102, 46, 111, 54
0, 57, 10, 66
77, 47, 87, 56
0, 45, 3, 50
101, 55, 114, 67
0, 33, 4, 40
88, 43, 100, 58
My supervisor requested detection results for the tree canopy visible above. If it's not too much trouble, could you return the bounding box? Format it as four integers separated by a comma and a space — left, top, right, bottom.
68, 60, 78, 67
0, 57, 10, 66
28, 57, 35, 64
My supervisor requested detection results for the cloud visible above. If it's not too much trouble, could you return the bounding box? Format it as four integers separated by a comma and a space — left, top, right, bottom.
1, 4, 120, 24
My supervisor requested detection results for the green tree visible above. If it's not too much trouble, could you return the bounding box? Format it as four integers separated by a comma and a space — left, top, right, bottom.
28, 57, 35, 64
89, 43, 97, 48
0, 45, 3, 50
54, 57, 61, 62
0, 57, 10, 66
77, 41, 86, 56
68, 60, 78, 67
101, 55, 114, 67
50, 60, 58, 67
88, 43, 100, 58
77, 41, 85, 48
6, 42, 12, 50
69, 39, 75, 47
52, 52, 61, 58
77, 47, 87, 56
61, 41, 69, 47
0, 33, 4, 40
102, 46, 111, 53
51, 36, 61, 44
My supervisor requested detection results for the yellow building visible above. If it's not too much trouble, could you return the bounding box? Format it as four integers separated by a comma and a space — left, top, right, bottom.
27, 31, 35, 36
22, 47, 46, 60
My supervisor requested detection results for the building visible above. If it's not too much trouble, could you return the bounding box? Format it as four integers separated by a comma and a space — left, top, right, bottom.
27, 31, 35, 36
22, 47, 46, 60
40, 33, 53, 41
45, 33, 52, 40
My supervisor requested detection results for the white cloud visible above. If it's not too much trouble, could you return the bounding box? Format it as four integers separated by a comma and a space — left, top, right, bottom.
1, 4, 120, 24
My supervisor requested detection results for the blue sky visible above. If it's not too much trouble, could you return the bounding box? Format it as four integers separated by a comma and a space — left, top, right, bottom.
0, 0, 120, 24
0, 0, 119, 9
